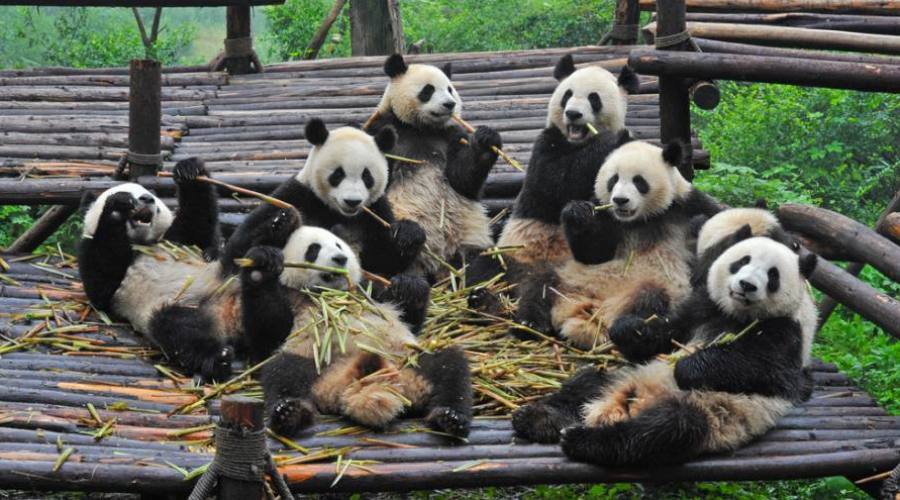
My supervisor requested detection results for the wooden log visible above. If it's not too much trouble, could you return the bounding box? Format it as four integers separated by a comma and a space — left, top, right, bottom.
778, 204, 900, 283
644, 21, 900, 55
688, 79, 721, 109
217, 396, 266, 500
638, 0, 900, 15
694, 38, 900, 65
305, 0, 347, 59
628, 49, 900, 92
350, 0, 405, 56
128, 59, 162, 179
879, 212, 900, 245
0, 132, 175, 149
683, 12, 900, 35
655, 0, 695, 181
4, 205, 78, 254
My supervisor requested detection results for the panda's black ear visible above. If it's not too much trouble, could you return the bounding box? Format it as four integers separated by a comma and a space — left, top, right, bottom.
553, 54, 576, 81
384, 54, 408, 78
615, 129, 633, 147
617, 66, 640, 95
755, 198, 769, 209
662, 140, 685, 168
440, 62, 452, 79
305, 118, 329, 146
799, 252, 818, 278
374, 126, 397, 153
733, 224, 753, 243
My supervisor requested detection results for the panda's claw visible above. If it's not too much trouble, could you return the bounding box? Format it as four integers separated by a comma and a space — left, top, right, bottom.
467, 287, 499, 313
172, 157, 208, 184
425, 406, 471, 438
269, 208, 301, 242
386, 274, 430, 309
270, 398, 317, 436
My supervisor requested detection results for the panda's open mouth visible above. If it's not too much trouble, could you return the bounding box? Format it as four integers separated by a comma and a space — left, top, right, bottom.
729, 290, 754, 305
129, 207, 154, 226
614, 207, 636, 219
566, 124, 588, 141
429, 110, 451, 120
321, 272, 341, 283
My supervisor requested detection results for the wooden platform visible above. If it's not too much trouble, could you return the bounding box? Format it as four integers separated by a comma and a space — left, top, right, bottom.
0, 255, 898, 495
0, 46, 708, 216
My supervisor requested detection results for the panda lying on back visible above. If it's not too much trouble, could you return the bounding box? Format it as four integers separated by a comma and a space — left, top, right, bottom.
223, 119, 424, 280
367, 54, 503, 280
514, 237, 817, 465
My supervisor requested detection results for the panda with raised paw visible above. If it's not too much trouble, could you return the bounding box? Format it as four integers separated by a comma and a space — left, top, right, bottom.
78, 159, 236, 381
514, 237, 817, 466
465, 54, 639, 310
238, 228, 471, 437
366, 53, 503, 280
514, 141, 716, 350
222, 119, 425, 280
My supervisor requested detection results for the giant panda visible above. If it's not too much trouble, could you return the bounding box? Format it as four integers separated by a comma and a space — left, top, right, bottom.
366, 53, 503, 280
238, 228, 472, 437
514, 141, 713, 350
78, 159, 236, 381
513, 238, 818, 465
465, 54, 639, 310
222, 119, 425, 280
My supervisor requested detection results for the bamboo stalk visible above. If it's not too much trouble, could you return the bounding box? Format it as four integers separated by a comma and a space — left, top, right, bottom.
452, 115, 524, 172
157, 172, 293, 209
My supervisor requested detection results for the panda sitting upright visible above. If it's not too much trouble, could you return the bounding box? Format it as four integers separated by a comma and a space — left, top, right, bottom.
514, 237, 817, 466
366, 54, 503, 280
466, 54, 639, 309
222, 119, 425, 279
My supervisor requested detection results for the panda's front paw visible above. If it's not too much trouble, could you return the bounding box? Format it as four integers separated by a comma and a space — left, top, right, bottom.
104, 191, 137, 223
559, 425, 599, 463
270, 398, 316, 436
199, 345, 233, 383
425, 406, 471, 438
268, 207, 301, 242
609, 315, 656, 362
391, 220, 426, 257
172, 157, 208, 184
242, 246, 284, 283
561, 200, 595, 229
386, 274, 430, 308
512, 401, 571, 443
472, 126, 502, 155
467, 287, 500, 313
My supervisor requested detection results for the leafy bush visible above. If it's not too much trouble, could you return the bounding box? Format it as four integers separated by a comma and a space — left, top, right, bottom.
263, 0, 350, 61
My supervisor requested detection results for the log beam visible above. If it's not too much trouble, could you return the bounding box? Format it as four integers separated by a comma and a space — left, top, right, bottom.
638, 0, 900, 15
4, 205, 78, 254
693, 38, 900, 66
628, 49, 900, 93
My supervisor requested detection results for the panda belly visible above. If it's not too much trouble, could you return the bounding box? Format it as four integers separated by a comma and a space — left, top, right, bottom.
388, 164, 492, 276
496, 217, 570, 267
111, 253, 223, 333
551, 233, 693, 349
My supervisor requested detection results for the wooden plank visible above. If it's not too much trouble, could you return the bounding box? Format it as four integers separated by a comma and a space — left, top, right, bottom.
638, 0, 900, 15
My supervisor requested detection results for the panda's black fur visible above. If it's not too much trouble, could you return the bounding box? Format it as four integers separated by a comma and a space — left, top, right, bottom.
513, 236, 818, 466
222, 119, 425, 279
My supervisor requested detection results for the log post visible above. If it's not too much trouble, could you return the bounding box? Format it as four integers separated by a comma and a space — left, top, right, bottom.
655, 0, 694, 181
223, 6, 257, 75
605, 0, 640, 45
350, 0, 405, 56
128, 59, 162, 181
689, 79, 721, 109
217, 397, 266, 500
5, 205, 78, 254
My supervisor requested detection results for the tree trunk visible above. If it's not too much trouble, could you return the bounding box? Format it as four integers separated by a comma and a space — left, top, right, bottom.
350, 0, 405, 56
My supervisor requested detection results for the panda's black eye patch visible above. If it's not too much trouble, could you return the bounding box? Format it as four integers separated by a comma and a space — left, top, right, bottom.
328, 167, 346, 188
606, 174, 619, 193
633, 175, 649, 194
335, 242, 342, 250
362, 168, 374, 189
767, 267, 781, 293
588, 92, 602, 113
418, 84, 435, 102
304, 243, 322, 263
561, 89, 573, 108
729, 255, 751, 274
448, 86, 455, 95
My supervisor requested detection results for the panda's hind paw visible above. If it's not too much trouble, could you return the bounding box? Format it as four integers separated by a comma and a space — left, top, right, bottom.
425, 406, 471, 438
512, 401, 571, 443
270, 397, 316, 436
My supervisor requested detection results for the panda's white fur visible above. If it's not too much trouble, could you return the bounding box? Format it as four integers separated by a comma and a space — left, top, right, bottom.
377, 63, 460, 128
280, 225, 363, 290
296, 127, 389, 217
83, 183, 173, 244
697, 208, 780, 255
548, 66, 628, 142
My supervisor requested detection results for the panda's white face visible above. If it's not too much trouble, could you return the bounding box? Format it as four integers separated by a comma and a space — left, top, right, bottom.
379, 63, 461, 128
298, 127, 389, 217
280, 226, 362, 290
548, 67, 627, 143
594, 141, 691, 223
708, 237, 811, 320
83, 183, 173, 245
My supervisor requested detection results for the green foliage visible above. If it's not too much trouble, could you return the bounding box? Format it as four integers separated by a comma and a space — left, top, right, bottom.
0, 206, 82, 253
262, 0, 350, 61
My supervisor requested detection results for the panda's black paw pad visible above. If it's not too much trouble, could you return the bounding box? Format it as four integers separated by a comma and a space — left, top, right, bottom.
172, 158, 207, 183
512, 402, 569, 443
609, 315, 654, 360
243, 246, 284, 282
472, 126, 502, 153
391, 220, 426, 256
200, 345, 233, 383
270, 398, 316, 436
387, 275, 430, 309
467, 288, 499, 312
269, 208, 301, 241
426, 407, 471, 438
105, 192, 137, 221
561, 200, 595, 228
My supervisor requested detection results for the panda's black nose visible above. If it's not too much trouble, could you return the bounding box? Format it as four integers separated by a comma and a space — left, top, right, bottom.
442, 101, 456, 111
612, 197, 629, 206
344, 198, 362, 208
739, 280, 758, 292
565, 110, 583, 121
138, 194, 155, 204
332, 254, 347, 266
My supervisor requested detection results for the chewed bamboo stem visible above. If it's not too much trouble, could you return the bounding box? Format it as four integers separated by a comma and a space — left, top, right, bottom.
362, 109, 381, 131
451, 115, 524, 172
385, 153, 424, 164
157, 172, 292, 209
361, 206, 391, 229
594, 203, 614, 211
586, 122, 600, 136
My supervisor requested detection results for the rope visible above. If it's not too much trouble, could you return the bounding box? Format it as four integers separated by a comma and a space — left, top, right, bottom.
225, 36, 254, 58
882, 461, 900, 500
127, 150, 162, 166
188, 426, 293, 500
609, 23, 638, 41
655, 29, 692, 49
